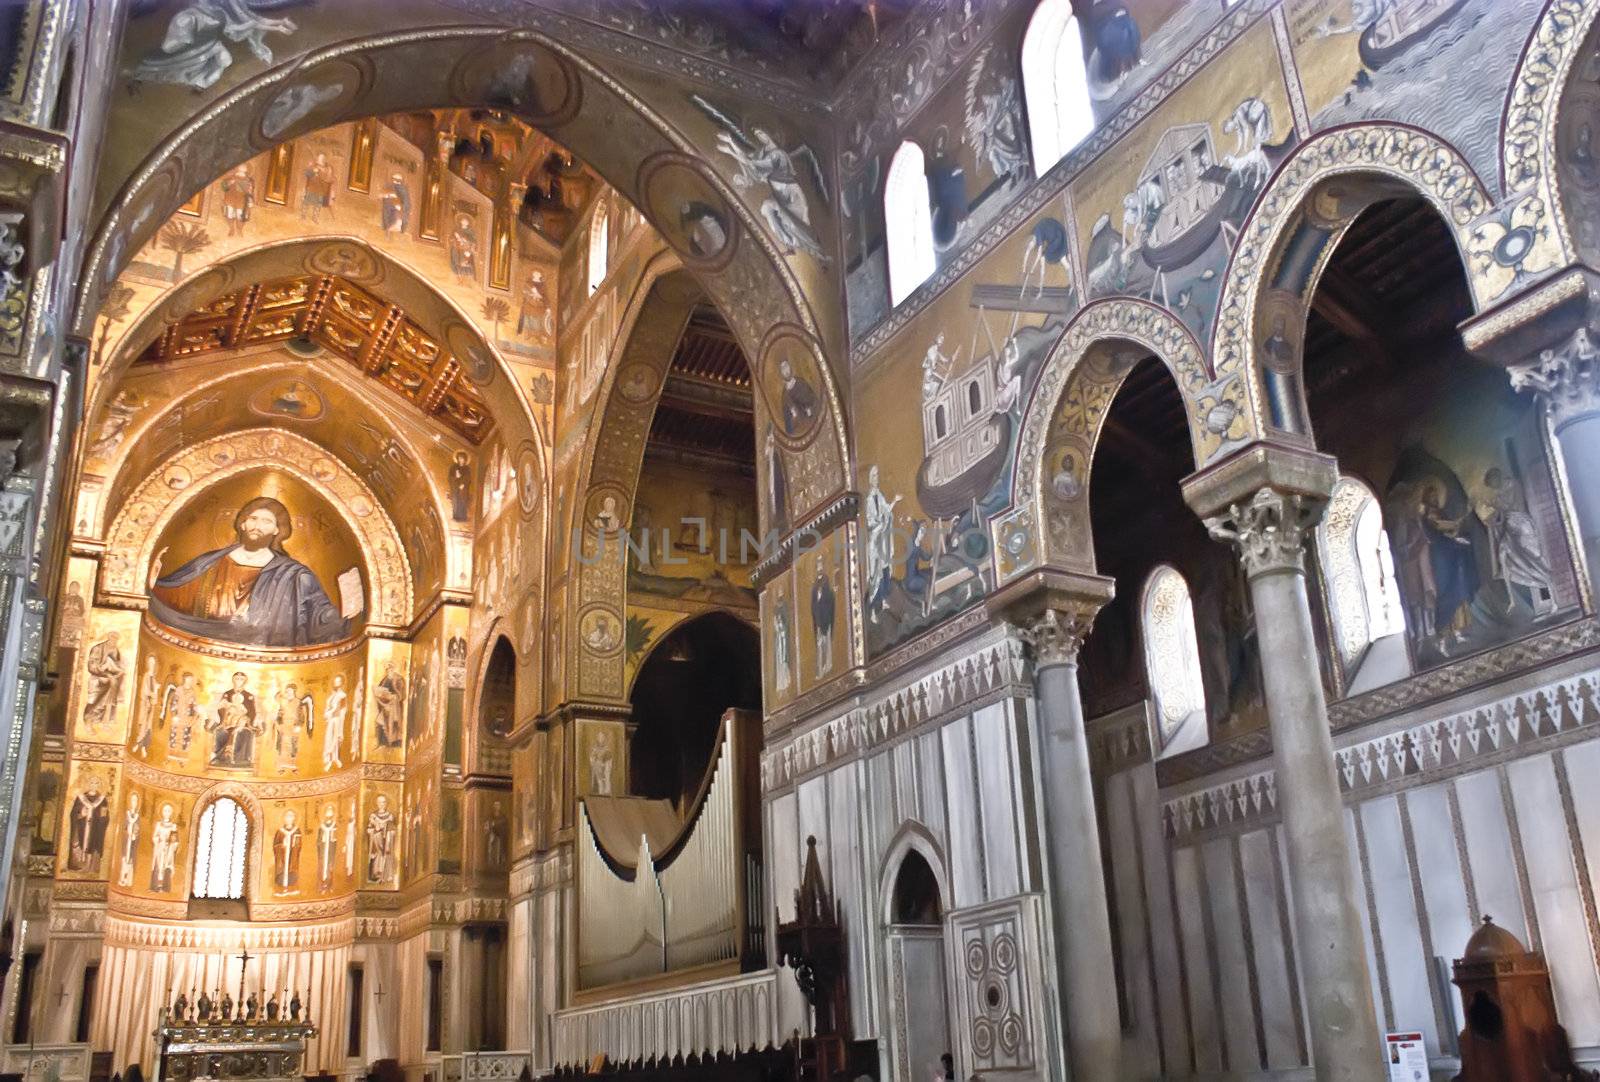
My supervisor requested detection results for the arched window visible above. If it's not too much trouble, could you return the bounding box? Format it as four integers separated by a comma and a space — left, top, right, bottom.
1355, 498, 1406, 641
587, 201, 609, 297
1021, 0, 1095, 175
1317, 477, 1409, 692
884, 141, 936, 307
192, 797, 249, 900
1141, 565, 1207, 757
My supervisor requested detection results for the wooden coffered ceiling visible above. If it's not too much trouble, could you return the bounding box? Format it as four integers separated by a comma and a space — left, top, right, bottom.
135, 274, 495, 443
647, 306, 754, 469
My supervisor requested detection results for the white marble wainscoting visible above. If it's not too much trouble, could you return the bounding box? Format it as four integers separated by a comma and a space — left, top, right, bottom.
1093, 649, 1600, 1079
549, 969, 783, 1070
765, 625, 1066, 1081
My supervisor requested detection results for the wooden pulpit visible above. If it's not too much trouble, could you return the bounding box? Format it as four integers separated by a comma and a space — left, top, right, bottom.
776, 836, 850, 1082
1451, 916, 1596, 1081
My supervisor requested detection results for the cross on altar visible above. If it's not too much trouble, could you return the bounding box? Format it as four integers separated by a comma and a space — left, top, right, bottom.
235, 943, 253, 1014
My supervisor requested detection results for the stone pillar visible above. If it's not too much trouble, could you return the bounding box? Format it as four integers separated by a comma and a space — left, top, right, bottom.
992, 569, 1120, 1082
1464, 268, 1600, 602
1182, 444, 1382, 1082
1508, 327, 1600, 593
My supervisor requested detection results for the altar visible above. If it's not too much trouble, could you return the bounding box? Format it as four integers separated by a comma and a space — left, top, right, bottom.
152, 984, 316, 1082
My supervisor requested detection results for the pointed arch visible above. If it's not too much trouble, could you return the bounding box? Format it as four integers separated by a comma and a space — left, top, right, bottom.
74, 26, 851, 505
100, 428, 415, 630
564, 253, 702, 704
87, 237, 546, 462
877, 821, 952, 926
1207, 124, 1502, 454
89, 354, 456, 550
1003, 299, 1231, 580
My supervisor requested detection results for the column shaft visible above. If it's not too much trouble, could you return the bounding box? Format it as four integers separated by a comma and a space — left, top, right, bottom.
1551, 413, 1600, 594
1508, 327, 1600, 599
1249, 563, 1382, 1081
1035, 657, 1122, 1082
1201, 482, 1383, 1082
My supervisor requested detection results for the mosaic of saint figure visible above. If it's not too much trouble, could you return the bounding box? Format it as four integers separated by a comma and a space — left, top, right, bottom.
149, 802, 179, 892
316, 804, 338, 890
82, 632, 126, 730
273, 809, 302, 893
365, 794, 397, 884
66, 776, 110, 874
373, 662, 405, 748
148, 496, 353, 648
118, 791, 140, 888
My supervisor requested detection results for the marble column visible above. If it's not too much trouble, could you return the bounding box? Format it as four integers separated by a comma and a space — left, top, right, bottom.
993, 569, 1119, 1082
1463, 268, 1600, 604
1508, 324, 1600, 594
1183, 445, 1382, 1082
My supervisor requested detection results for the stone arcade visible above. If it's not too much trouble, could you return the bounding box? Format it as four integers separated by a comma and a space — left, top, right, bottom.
0, 2, 1596, 1081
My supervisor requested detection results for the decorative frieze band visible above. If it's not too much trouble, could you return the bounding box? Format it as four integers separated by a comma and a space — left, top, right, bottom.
1164, 663, 1600, 840
1158, 618, 1600, 785
104, 913, 353, 951
122, 757, 362, 798
1087, 702, 1155, 776
512, 844, 572, 898
749, 492, 859, 589
1164, 771, 1278, 840
47, 905, 104, 937
762, 631, 1030, 792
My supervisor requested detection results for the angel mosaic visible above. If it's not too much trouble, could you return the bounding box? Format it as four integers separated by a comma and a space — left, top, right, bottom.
963, 46, 1029, 184
690, 95, 832, 263
131, 0, 303, 92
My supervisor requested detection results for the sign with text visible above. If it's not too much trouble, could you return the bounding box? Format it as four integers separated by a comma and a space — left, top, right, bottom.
1385, 1031, 1428, 1081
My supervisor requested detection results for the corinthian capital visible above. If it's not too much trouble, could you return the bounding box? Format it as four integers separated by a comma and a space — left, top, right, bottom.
989, 567, 1114, 671
1205, 487, 1324, 578
1508, 326, 1600, 431
1019, 605, 1096, 668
